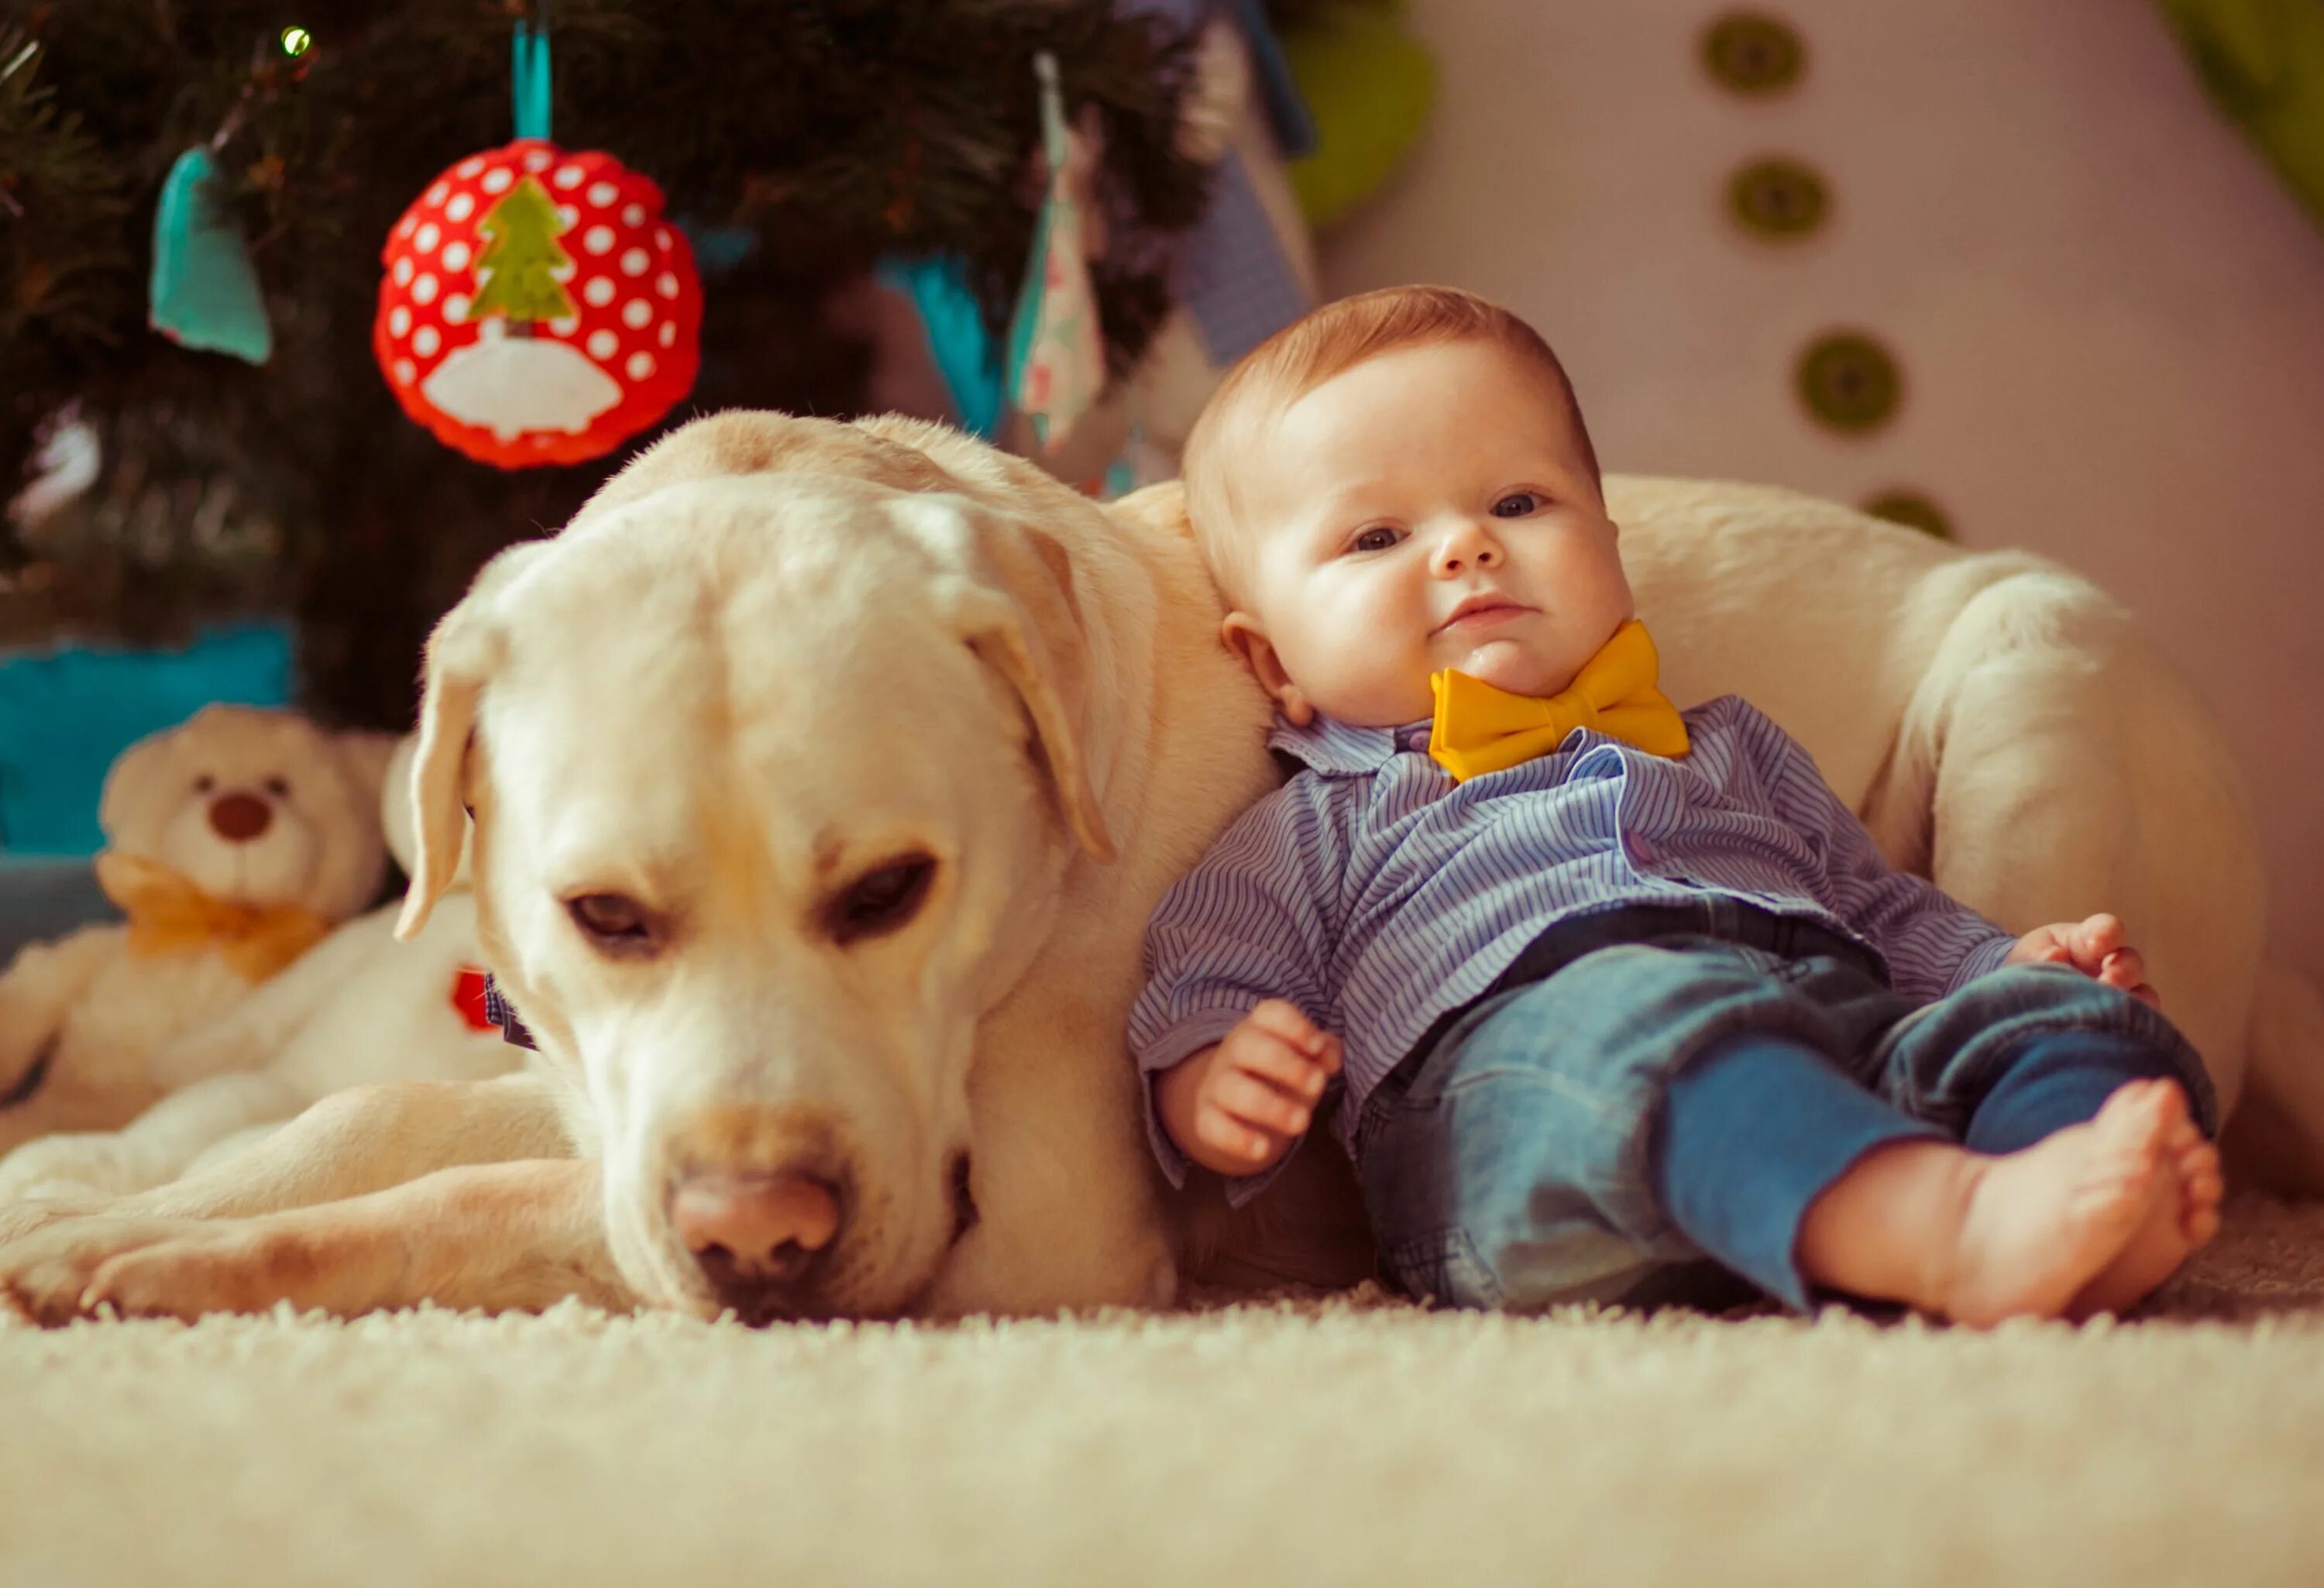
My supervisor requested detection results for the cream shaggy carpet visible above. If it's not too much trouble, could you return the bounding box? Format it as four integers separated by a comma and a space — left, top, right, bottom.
5, 1198, 2323, 1588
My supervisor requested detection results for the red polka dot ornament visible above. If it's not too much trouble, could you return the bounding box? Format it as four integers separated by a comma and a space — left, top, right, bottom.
374, 139, 702, 467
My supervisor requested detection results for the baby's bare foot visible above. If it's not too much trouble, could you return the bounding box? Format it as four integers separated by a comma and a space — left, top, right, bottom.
1933, 1079, 2177, 1327
2069, 1087, 2222, 1318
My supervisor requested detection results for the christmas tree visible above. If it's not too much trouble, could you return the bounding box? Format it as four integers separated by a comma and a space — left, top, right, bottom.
469, 174, 578, 328
0, 2, 1215, 727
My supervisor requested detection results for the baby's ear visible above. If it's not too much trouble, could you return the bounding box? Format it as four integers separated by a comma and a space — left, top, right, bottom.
1219, 613, 1312, 725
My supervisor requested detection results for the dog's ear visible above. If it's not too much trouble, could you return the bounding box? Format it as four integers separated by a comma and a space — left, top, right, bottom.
396, 540, 551, 938
896, 494, 1116, 863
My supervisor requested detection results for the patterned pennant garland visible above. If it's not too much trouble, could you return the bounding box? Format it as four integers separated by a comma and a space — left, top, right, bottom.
1006, 52, 1107, 455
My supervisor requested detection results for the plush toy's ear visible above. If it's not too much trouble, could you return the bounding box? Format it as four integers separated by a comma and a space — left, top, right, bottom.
377, 734, 420, 878
335, 730, 401, 816
397, 541, 552, 939
294, 718, 397, 924
95, 712, 203, 851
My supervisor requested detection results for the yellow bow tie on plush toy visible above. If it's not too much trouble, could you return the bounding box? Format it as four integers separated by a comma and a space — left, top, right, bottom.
1428, 619, 1690, 782
95, 851, 332, 983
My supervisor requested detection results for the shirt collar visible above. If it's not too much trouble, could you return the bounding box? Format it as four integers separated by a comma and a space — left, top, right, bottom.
1267, 713, 1433, 775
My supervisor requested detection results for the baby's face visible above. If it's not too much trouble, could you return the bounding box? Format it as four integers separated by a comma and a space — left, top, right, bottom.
1220, 339, 1634, 728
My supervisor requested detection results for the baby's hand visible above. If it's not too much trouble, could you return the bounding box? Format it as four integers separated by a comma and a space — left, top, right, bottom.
1163, 1000, 1343, 1177
2007, 913, 2160, 1008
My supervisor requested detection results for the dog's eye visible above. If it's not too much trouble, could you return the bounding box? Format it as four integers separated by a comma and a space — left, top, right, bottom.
826, 854, 937, 946
194, 775, 216, 795
263, 776, 290, 799
566, 893, 659, 956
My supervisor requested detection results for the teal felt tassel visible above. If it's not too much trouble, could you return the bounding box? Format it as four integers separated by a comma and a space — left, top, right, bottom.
874, 253, 1003, 440
149, 147, 273, 365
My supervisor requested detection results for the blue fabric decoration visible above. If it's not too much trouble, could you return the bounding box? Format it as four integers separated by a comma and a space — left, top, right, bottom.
148, 148, 273, 365
1174, 149, 1313, 367
0, 620, 296, 857
1227, 0, 1318, 156
875, 253, 1006, 440
1116, 0, 1313, 366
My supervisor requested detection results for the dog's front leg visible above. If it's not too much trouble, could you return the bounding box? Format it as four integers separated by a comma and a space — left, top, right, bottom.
3, 1158, 628, 1325
0, 1071, 573, 1249
0, 1069, 309, 1207
134, 1070, 573, 1218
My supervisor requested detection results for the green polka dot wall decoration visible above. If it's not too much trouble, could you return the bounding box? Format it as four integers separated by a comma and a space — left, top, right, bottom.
1728, 156, 1829, 239
1702, 12, 1807, 96
1861, 489, 1954, 541
1796, 331, 1903, 435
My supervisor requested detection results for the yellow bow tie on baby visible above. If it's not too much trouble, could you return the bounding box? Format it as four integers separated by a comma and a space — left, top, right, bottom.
1428, 619, 1690, 782
95, 851, 332, 983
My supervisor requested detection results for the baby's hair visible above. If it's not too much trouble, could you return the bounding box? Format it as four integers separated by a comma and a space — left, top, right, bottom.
1183, 285, 1600, 602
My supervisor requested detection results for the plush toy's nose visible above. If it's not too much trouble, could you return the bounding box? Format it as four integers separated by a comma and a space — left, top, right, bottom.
208, 792, 273, 843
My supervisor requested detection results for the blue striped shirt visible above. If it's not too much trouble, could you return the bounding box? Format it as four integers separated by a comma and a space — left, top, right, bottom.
1129, 695, 2018, 1197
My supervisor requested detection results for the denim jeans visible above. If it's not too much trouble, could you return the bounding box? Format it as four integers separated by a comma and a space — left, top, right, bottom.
1353, 899, 2212, 1312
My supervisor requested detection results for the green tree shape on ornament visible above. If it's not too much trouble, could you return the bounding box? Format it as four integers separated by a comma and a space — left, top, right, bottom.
469, 174, 576, 326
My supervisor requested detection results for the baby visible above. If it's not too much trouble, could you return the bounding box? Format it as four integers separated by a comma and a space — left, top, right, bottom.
1130, 286, 2223, 1323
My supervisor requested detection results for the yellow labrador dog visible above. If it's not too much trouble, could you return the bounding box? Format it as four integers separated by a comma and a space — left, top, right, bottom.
0, 412, 1279, 1324
2, 411, 2311, 1325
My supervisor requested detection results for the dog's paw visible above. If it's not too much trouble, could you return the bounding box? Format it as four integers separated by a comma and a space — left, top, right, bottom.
0, 1214, 364, 1325
74, 1225, 302, 1324
0, 1214, 294, 1326
0, 1215, 201, 1325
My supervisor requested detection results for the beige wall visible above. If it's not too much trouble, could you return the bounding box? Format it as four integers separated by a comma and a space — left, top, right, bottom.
1319, 0, 2324, 985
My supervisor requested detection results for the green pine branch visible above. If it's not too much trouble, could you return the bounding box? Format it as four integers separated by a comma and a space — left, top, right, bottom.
0, 0, 1208, 724
0, 28, 138, 526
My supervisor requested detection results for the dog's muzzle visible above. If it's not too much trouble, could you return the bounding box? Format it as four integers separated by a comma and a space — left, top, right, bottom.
665, 1153, 976, 1325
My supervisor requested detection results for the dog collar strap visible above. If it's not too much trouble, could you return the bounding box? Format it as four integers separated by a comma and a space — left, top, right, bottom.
481, 974, 537, 1049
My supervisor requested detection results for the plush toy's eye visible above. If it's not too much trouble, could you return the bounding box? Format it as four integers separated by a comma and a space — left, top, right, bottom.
264, 776, 290, 798
194, 775, 216, 795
